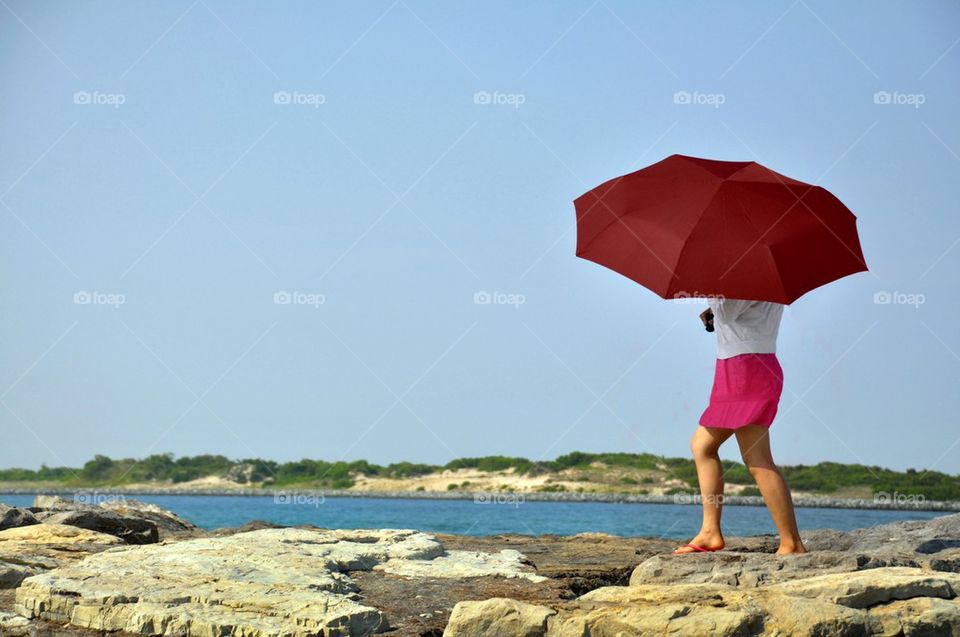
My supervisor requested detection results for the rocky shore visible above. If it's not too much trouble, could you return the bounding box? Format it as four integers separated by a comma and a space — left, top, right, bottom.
2, 496, 960, 635
1, 487, 956, 511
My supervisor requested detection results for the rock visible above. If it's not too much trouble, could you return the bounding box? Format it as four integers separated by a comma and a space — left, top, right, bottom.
444, 598, 556, 637
0, 504, 37, 531
630, 513, 960, 589
378, 549, 547, 582
212, 519, 289, 536
38, 508, 159, 544
867, 596, 960, 635
536, 583, 770, 637
97, 497, 200, 539
815, 512, 960, 554
15, 527, 545, 636
0, 610, 31, 636
751, 592, 865, 636
630, 549, 866, 587
30, 495, 75, 510
444, 514, 960, 636
0, 523, 122, 588
30, 494, 196, 541
768, 566, 958, 608
446, 568, 960, 636
437, 531, 674, 595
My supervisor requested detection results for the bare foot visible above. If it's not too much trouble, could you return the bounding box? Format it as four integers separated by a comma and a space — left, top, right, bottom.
672, 530, 725, 554
775, 541, 808, 555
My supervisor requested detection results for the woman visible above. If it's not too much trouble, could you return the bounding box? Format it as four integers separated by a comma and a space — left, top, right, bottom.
672, 297, 807, 555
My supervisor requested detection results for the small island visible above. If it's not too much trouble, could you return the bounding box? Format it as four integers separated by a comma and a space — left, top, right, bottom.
1, 452, 957, 510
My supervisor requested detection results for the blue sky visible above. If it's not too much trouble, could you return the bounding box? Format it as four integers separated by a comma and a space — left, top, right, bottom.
1, 1, 958, 473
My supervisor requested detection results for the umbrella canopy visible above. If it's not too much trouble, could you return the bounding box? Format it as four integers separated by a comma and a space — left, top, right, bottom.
574, 154, 868, 304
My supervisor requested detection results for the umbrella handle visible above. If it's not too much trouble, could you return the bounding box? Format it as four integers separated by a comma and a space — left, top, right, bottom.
701, 308, 715, 332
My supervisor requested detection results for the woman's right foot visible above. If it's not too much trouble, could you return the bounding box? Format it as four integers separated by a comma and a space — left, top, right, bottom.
775, 539, 807, 555
672, 530, 725, 554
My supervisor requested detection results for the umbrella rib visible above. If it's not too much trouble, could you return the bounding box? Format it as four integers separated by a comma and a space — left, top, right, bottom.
662, 182, 723, 299
732, 192, 790, 303
717, 185, 813, 282
738, 170, 868, 273
577, 189, 678, 279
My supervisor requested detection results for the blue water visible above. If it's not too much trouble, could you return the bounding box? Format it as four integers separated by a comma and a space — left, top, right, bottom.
0, 494, 946, 539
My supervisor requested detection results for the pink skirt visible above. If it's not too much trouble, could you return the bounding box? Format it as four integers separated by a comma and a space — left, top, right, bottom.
699, 353, 783, 429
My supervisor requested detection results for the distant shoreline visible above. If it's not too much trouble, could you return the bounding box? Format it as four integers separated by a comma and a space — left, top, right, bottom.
1, 487, 957, 512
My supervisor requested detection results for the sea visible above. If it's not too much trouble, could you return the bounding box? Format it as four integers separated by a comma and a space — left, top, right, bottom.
0, 494, 945, 538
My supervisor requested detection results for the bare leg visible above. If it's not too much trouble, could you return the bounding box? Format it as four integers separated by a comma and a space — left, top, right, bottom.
735, 425, 807, 554
673, 425, 734, 554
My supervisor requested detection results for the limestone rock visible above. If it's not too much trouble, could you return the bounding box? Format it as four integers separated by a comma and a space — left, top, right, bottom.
768, 566, 960, 608
378, 549, 546, 582
549, 583, 765, 637
38, 508, 159, 544
30, 495, 75, 510
445, 568, 960, 636
444, 598, 556, 637
867, 596, 960, 635
29, 494, 198, 541
629, 549, 865, 587
0, 523, 122, 588
0, 504, 37, 531
98, 497, 200, 538
0, 610, 31, 636
15, 527, 544, 636
631, 513, 960, 589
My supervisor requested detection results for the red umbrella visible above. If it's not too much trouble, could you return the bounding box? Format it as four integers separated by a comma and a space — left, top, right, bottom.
574, 154, 867, 304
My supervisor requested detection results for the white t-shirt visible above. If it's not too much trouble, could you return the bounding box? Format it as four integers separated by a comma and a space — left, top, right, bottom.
706, 298, 784, 360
